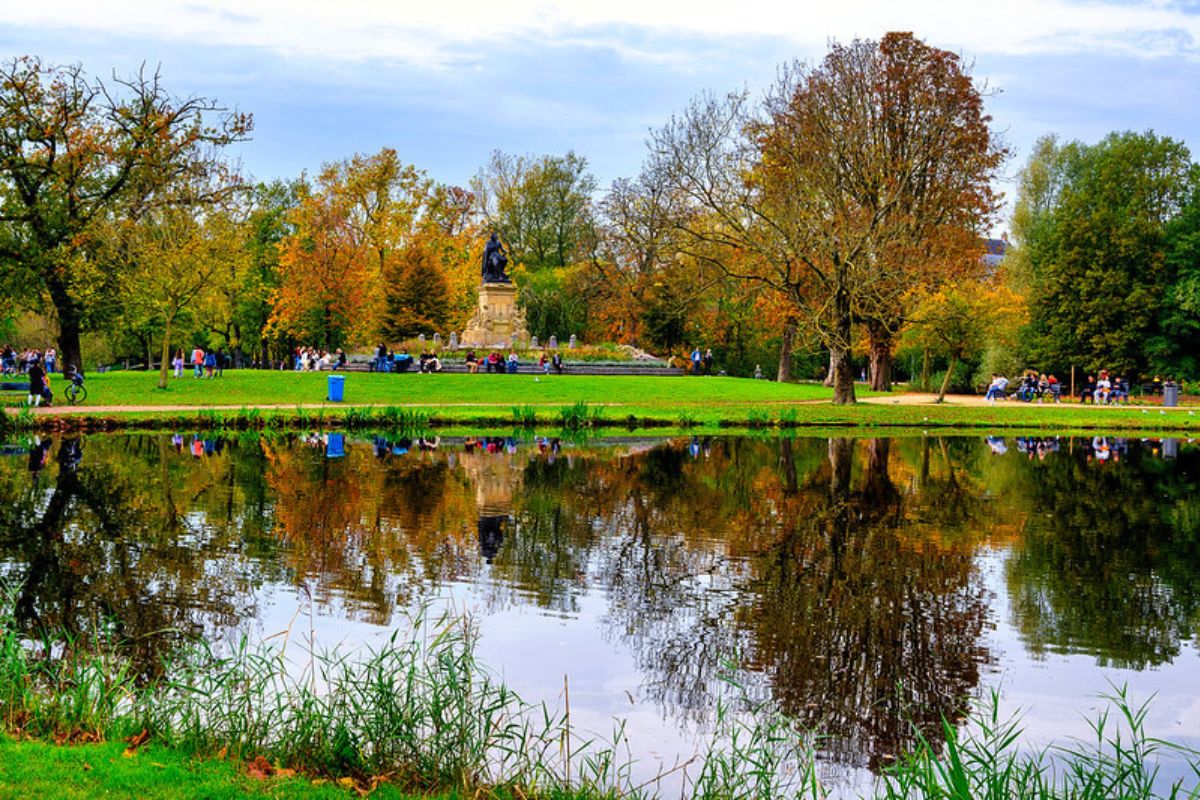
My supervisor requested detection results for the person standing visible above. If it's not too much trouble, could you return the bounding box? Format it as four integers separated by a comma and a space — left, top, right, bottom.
691, 347, 702, 375
44, 348, 56, 374
172, 350, 184, 378
703, 348, 714, 376
27, 357, 46, 407
192, 347, 204, 378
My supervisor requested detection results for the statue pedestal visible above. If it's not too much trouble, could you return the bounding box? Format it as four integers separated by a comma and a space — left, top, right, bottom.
462, 282, 528, 348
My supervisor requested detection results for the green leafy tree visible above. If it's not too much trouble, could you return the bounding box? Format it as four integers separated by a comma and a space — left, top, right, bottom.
0, 56, 250, 372
1014, 132, 1196, 379
472, 150, 598, 271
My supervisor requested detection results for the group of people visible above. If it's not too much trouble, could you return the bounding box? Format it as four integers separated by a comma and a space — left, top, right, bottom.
290, 347, 346, 373
984, 372, 1064, 403
2, 345, 56, 376
689, 347, 715, 376
462, 350, 563, 375
1078, 371, 1134, 404
173, 347, 231, 378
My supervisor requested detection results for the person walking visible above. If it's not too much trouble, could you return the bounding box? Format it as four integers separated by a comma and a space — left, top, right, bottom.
192, 347, 204, 378
691, 347, 702, 375
172, 350, 184, 378
703, 348, 714, 376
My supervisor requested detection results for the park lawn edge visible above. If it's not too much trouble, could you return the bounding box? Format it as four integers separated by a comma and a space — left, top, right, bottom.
5, 402, 1198, 435
0, 736, 440, 800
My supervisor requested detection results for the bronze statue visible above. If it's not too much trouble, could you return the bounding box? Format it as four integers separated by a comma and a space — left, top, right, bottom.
482, 233, 510, 283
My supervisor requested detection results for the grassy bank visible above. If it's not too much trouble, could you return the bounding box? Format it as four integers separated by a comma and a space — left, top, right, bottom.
1, 371, 1198, 434
2, 583, 1197, 799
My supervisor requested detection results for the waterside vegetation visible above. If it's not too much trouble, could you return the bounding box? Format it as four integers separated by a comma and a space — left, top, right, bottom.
1, 582, 1197, 799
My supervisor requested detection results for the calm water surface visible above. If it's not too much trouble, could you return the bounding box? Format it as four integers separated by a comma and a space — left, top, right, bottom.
2, 433, 1198, 790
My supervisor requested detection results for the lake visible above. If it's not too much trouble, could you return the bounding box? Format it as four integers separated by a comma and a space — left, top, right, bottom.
2, 432, 1198, 792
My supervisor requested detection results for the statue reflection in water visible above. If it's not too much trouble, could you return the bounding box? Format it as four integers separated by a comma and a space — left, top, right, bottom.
478, 515, 507, 564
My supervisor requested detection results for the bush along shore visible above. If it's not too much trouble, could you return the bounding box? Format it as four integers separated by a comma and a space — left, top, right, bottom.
2, 582, 1198, 799
5, 402, 1200, 437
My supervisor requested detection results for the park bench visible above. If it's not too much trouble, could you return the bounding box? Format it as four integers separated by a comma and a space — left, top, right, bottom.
342, 360, 687, 376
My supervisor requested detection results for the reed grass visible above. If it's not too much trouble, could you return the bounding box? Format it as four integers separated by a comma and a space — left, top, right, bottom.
2, 580, 1197, 799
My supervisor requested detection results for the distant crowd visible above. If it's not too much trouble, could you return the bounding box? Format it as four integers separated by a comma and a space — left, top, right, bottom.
371, 343, 565, 375
985, 370, 1172, 404
2, 344, 57, 375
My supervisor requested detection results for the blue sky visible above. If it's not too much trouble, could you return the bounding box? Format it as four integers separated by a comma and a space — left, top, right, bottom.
3, 1, 1199, 229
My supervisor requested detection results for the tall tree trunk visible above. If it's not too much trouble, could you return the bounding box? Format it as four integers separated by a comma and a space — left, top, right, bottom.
49, 281, 85, 376
830, 295, 856, 404
157, 320, 173, 390
936, 355, 957, 403
823, 349, 840, 387
777, 320, 795, 382
867, 320, 893, 392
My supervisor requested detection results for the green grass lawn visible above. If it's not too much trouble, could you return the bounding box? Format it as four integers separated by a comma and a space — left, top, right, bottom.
65, 370, 841, 408
4, 370, 1198, 432
0, 737, 428, 800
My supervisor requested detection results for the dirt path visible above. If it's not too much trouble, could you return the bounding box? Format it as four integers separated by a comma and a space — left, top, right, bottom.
858, 392, 1186, 410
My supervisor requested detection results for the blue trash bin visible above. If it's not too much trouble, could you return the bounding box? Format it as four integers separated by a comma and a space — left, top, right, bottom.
327, 374, 345, 402
326, 433, 345, 458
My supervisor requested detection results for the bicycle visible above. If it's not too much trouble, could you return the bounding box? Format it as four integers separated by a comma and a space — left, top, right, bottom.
64, 369, 87, 405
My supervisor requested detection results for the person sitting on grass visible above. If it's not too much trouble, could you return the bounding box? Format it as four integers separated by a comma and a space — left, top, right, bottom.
984, 374, 1009, 403
465, 350, 479, 373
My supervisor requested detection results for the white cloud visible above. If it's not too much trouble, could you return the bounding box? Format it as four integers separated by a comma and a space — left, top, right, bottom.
4, 0, 1200, 66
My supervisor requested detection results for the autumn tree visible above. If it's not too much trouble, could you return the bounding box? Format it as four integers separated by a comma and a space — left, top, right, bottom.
383, 236, 451, 339
646, 33, 1004, 403
0, 57, 250, 372
271, 177, 370, 348
904, 279, 1025, 402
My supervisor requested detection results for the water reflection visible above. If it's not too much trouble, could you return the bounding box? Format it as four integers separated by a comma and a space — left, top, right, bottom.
1, 432, 1198, 772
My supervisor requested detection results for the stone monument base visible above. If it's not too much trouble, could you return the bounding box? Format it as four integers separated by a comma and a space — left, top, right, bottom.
461, 282, 528, 348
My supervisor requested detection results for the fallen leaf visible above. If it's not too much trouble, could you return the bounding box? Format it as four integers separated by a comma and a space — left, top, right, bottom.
81, 763, 92, 772
246, 755, 275, 780
125, 728, 151, 749
337, 777, 355, 788
275, 767, 296, 779
216, 746, 228, 760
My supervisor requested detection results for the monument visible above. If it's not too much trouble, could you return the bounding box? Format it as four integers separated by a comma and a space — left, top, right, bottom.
462, 233, 529, 348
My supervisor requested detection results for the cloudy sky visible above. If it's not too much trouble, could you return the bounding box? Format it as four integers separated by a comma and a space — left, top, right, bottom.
4, 1, 1199, 228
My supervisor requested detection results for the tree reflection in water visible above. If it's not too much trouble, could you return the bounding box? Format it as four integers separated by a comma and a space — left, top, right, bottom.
0, 433, 1198, 772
